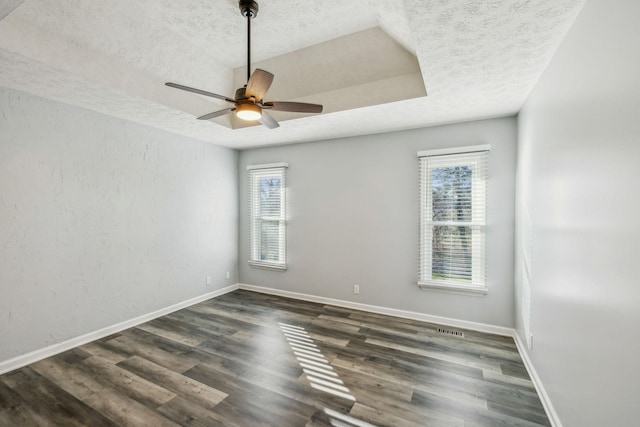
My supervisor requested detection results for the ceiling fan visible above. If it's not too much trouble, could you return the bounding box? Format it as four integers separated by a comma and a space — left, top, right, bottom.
165, 0, 323, 129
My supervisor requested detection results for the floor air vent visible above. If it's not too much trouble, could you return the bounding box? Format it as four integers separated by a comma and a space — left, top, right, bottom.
436, 327, 464, 337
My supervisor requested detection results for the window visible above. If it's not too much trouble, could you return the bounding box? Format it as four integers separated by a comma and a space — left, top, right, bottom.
248, 163, 287, 269
418, 145, 489, 294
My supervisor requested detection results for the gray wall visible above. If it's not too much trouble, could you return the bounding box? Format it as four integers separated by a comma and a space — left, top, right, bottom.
0, 87, 238, 363
515, 0, 640, 425
239, 117, 517, 327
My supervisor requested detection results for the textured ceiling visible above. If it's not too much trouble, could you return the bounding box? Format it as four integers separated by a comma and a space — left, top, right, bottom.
0, 0, 586, 149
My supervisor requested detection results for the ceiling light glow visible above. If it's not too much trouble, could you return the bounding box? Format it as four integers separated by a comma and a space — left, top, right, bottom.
236, 103, 262, 121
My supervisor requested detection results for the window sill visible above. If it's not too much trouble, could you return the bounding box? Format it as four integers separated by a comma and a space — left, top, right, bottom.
417, 281, 487, 296
248, 261, 287, 271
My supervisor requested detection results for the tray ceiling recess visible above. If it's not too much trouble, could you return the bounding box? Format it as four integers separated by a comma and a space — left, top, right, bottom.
0, 0, 586, 148
220, 26, 426, 130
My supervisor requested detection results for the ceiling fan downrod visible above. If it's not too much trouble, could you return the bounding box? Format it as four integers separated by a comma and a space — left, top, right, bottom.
239, 0, 259, 83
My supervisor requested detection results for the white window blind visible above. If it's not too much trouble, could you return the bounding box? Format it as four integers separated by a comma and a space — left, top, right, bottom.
248, 163, 287, 269
418, 146, 489, 293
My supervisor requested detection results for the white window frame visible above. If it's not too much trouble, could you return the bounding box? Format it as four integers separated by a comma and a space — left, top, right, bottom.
418, 145, 490, 295
248, 163, 288, 270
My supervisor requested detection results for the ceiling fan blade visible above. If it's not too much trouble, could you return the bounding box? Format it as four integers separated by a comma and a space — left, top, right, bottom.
165, 82, 235, 103
197, 108, 235, 120
258, 111, 280, 129
264, 101, 323, 113
245, 69, 274, 101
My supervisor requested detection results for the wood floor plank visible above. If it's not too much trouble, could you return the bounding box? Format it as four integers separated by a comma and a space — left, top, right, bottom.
334, 338, 543, 413
339, 338, 486, 380
79, 341, 129, 364
117, 355, 228, 409
0, 379, 46, 427
31, 357, 103, 401
184, 363, 320, 426
361, 325, 522, 363
79, 355, 177, 407
487, 400, 551, 426
156, 396, 227, 427
348, 395, 465, 427
482, 369, 536, 390
136, 322, 206, 348
30, 357, 179, 426
55, 348, 92, 365
501, 361, 531, 379
196, 337, 303, 380
81, 391, 180, 427
103, 333, 197, 373
349, 402, 458, 427
304, 409, 339, 427
365, 337, 504, 373
0, 289, 550, 426
412, 389, 549, 427
2, 367, 117, 427
165, 310, 240, 337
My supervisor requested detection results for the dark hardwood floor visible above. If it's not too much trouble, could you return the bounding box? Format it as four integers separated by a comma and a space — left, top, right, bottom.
0, 290, 550, 426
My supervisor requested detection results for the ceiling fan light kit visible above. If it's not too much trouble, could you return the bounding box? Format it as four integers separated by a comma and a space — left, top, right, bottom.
236, 102, 262, 121
165, 0, 323, 129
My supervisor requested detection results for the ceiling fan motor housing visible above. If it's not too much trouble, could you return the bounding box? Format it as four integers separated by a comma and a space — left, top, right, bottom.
239, 0, 259, 18
235, 87, 247, 101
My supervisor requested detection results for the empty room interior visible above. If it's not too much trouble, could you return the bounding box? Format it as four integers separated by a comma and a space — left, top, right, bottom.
1, 0, 638, 426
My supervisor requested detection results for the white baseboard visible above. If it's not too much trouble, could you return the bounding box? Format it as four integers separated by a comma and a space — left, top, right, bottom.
238, 283, 514, 336
513, 331, 562, 427
1, 281, 560, 427
0, 284, 239, 375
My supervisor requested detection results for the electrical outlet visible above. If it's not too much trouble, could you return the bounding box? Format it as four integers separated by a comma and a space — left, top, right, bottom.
206, 276, 212, 286
353, 284, 360, 294
527, 333, 533, 350
226, 271, 230, 279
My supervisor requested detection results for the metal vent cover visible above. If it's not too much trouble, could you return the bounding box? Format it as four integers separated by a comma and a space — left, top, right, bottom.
436, 327, 464, 337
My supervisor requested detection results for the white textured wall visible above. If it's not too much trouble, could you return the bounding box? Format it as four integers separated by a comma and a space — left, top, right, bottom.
515, 0, 640, 425
239, 117, 517, 327
0, 87, 238, 363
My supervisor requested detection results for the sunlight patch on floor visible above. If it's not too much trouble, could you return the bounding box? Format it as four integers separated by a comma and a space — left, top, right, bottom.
279, 322, 356, 401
